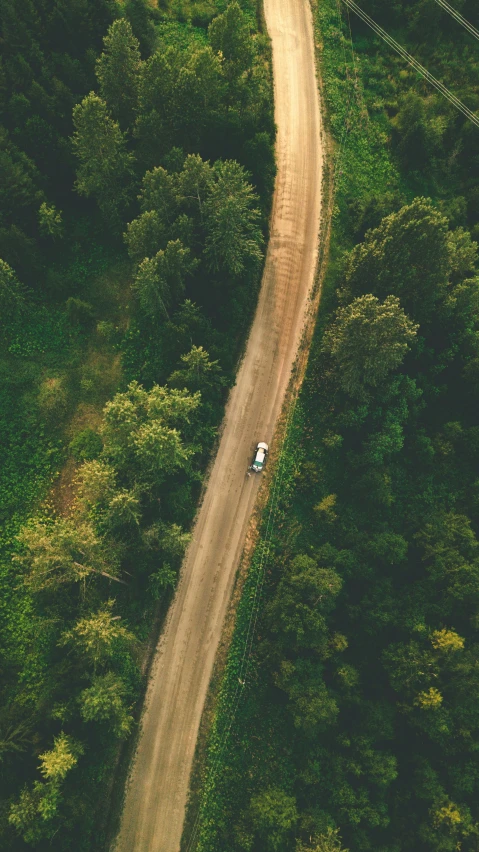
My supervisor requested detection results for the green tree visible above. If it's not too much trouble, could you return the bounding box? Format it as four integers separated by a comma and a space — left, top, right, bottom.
204, 160, 263, 276
0, 257, 26, 328
431, 628, 465, 654
59, 600, 135, 672
38, 202, 63, 239
383, 641, 439, 699
275, 658, 339, 733
124, 209, 165, 262
322, 295, 418, 399
139, 164, 179, 221
416, 513, 479, 608
0, 711, 32, 763
69, 428, 103, 462
344, 198, 450, 322
124, 0, 156, 57
96, 18, 141, 128
446, 227, 478, 282
132, 420, 193, 481
208, 2, 254, 81
101, 381, 200, 481
133, 240, 195, 318
148, 564, 177, 598
9, 784, 58, 846
76, 459, 116, 510
39, 733, 82, 782
9, 783, 59, 845
72, 93, 135, 226
142, 521, 191, 559
177, 154, 213, 222
250, 789, 298, 852
79, 672, 133, 736
168, 345, 223, 393
297, 828, 349, 852
392, 92, 444, 170
146, 384, 201, 426
101, 380, 146, 466
9, 734, 83, 845
186, 47, 224, 115
0, 126, 43, 227
133, 255, 170, 318
135, 50, 176, 164
171, 49, 225, 146
267, 554, 343, 655
107, 489, 141, 529
16, 517, 123, 593
415, 687, 443, 710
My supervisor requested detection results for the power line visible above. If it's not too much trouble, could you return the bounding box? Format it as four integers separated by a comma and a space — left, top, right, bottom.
432, 0, 479, 43
333, 0, 356, 164
341, 0, 479, 128
331, 0, 365, 188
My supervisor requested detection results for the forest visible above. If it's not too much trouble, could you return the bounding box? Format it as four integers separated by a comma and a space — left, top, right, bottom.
0, 0, 274, 848
193, 1, 479, 851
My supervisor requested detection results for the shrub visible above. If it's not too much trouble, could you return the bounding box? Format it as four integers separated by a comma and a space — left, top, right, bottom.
38, 377, 69, 423
69, 428, 103, 461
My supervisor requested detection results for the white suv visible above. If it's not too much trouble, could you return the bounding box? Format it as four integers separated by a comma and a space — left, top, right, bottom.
250, 442, 269, 473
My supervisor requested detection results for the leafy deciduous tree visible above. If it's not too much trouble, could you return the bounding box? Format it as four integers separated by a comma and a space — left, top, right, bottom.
250, 789, 298, 852
297, 828, 349, 852
0, 257, 27, 328
344, 197, 450, 322
16, 517, 123, 593
322, 294, 418, 399
208, 2, 254, 81
38, 202, 63, 239
59, 600, 135, 672
168, 345, 223, 393
132, 240, 195, 318
79, 672, 133, 736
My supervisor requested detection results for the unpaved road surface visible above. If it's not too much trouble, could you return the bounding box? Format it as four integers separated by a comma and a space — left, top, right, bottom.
114, 0, 322, 848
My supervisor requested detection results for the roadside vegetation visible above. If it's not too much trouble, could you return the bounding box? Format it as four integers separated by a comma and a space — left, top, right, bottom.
193, 1, 479, 851
0, 0, 274, 848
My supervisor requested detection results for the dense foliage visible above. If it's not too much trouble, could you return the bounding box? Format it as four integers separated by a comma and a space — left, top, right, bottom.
193, 1, 479, 851
0, 0, 274, 848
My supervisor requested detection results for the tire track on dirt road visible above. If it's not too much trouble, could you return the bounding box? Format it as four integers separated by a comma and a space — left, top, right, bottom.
114, 0, 323, 846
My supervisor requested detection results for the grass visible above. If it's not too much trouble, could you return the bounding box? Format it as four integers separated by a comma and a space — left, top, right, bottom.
0, 245, 130, 677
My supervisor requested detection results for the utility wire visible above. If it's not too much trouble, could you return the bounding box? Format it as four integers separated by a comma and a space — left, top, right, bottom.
341, 0, 479, 127
332, 0, 363, 185
432, 0, 479, 43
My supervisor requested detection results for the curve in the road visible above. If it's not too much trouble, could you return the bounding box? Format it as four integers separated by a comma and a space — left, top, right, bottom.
114, 0, 323, 847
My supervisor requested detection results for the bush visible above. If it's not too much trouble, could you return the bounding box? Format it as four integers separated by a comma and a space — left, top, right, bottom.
69, 428, 103, 461
38, 377, 69, 423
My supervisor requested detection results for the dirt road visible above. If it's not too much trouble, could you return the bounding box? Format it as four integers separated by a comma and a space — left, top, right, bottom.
114, 0, 322, 848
